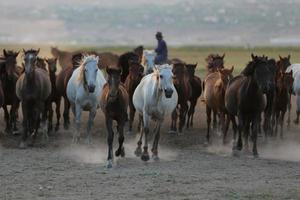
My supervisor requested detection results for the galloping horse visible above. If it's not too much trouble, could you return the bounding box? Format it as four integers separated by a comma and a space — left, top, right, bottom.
67, 55, 106, 144
185, 63, 202, 129
51, 47, 119, 70
56, 53, 82, 129
133, 64, 178, 161
1, 50, 21, 133
203, 66, 235, 144
124, 60, 144, 133
16, 49, 51, 148
272, 70, 294, 138
142, 50, 156, 74
45, 58, 61, 132
100, 67, 129, 168
286, 64, 300, 124
225, 55, 273, 156
277, 55, 292, 128
170, 59, 191, 134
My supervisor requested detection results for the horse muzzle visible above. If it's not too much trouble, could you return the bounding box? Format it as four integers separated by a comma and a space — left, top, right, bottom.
88, 84, 96, 93
164, 88, 173, 98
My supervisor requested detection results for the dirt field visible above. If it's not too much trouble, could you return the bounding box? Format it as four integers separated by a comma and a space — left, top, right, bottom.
1, 96, 300, 200
1, 46, 300, 199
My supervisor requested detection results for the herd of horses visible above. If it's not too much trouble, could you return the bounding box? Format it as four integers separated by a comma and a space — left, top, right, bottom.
0, 46, 299, 168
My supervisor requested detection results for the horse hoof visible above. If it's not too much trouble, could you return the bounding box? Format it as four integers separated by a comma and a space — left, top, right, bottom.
232, 150, 240, 157
152, 154, 159, 161
19, 141, 27, 149
141, 153, 150, 162
134, 147, 142, 157
106, 160, 113, 169
115, 147, 125, 157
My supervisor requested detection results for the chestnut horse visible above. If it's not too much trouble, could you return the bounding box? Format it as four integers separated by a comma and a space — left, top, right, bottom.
51, 47, 119, 69
16, 49, 51, 148
185, 63, 202, 129
272, 70, 294, 138
170, 59, 192, 134
124, 60, 144, 133
100, 67, 129, 168
45, 58, 61, 132
0, 50, 21, 133
225, 55, 273, 156
276, 55, 292, 128
203, 66, 235, 144
56, 53, 82, 129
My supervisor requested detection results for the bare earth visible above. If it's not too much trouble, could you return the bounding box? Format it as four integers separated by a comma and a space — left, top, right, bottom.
1, 98, 300, 200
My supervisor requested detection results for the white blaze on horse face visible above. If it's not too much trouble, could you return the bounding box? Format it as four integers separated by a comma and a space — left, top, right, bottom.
84, 60, 98, 93
25, 54, 35, 74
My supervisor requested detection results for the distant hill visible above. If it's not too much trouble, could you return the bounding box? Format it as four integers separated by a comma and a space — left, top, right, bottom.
0, 0, 300, 46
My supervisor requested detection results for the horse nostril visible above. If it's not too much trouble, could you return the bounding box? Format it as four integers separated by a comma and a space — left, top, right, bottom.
88, 84, 95, 93
164, 88, 173, 98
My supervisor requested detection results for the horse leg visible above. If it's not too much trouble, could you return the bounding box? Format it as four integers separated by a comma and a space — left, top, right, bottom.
3, 105, 10, 133
280, 111, 285, 139
141, 114, 150, 161
105, 117, 114, 168
243, 119, 250, 153
128, 104, 135, 133
251, 116, 259, 157
170, 108, 178, 133
235, 114, 244, 151
151, 122, 161, 161
86, 108, 96, 145
55, 99, 61, 132
115, 120, 125, 158
294, 95, 300, 124
222, 113, 229, 145
189, 99, 197, 128
212, 111, 217, 130
40, 102, 49, 143
206, 105, 212, 144
274, 111, 280, 138
135, 114, 143, 157
137, 114, 142, 132
11, 101, 19, 134
48, 102, 53, 133
72, 103, 82, 143
179, 103, 188, 133
287, 94, 291, 129
63, 97, 70, 130
19, 104, 28, 149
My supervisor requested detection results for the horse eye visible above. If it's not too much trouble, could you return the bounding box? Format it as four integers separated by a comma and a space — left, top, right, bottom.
160, 75, 163, 79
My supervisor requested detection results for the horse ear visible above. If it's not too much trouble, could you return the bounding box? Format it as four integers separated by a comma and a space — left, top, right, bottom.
3, 49, 7, 57
229, 66, 234, 73
288, 54, 291, 60
279, 55, 283, 60
193, 63, 198, 68
95, 56, 99, 63
251, 53, 255, 60
15, 51, 20, 57
222, 53, 225, 59
36, 48, 40, 55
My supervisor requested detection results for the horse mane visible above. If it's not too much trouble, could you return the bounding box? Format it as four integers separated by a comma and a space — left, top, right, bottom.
241, 56, 267, 76
25, 49, 39, 55
77, 55, 99, 84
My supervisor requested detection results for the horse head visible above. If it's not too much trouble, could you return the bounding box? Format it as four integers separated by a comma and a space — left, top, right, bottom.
218, 66, 234, 87
142, 50, 156, 74
80, 55, 99, 93
106, 67, 122, 102
23, 48, 39, 77
206, 53, 225, 72
154, 64, 174, 98
128, 59, 143, 81
3, 49, 19, 78
46, 58, 58, 73
185, 63, 197, 78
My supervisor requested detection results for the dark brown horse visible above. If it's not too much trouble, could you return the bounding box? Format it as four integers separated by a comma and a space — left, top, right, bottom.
56, 53, 82, 129
225, 54, 273, 156
45, 58, 61, 132
185, 63, 202, 129
51, 47, 119, 69
276, 55, 293, 128
0, 79, 4, 109
16, 49, 51, 148
124, 60, 144, 133
0, 49, 21, 133
170, 59, 192, 134
100, 67, 129, 168
36, 57, 47, 71
203, 66, 235, 144
272, 70, 294, 138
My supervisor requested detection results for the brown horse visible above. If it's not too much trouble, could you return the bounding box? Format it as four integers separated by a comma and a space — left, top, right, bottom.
45, 58, 61, 132
56, 53, 82, 129
170, 59, 192, 133
225, 55, 273, 156
203, 66, 235, 144
124, 60, 144, 133
0, 49, 21, 133
272, 70, 294, 138
36, 57, 47, 71
276, 55, 292, 128
205, 53, 225, 73
100, 67, 129, 168
185, 63, 202, 129
16, 49, 51, 148
0, 80, 4, 109
51, 47, 119, 69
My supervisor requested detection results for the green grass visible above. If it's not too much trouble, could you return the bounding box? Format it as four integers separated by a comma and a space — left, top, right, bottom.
1, 44, 300, 78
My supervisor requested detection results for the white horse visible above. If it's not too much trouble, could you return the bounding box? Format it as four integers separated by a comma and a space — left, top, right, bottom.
142, 50, 156, 74
133, 64, 178, 161
286, 64, 300, 124
67, 55, 106, 143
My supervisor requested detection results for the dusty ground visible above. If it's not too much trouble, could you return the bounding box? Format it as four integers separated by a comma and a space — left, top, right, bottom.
1, 97, 300, 200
